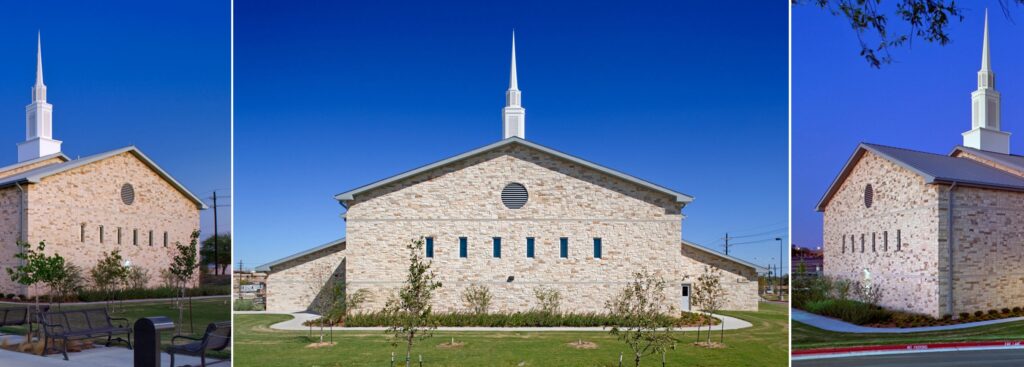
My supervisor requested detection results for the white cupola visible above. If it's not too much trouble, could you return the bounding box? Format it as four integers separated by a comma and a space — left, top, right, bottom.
963, 10, 1010, 154
502, 31, 525, 139
18, 33, 62, 162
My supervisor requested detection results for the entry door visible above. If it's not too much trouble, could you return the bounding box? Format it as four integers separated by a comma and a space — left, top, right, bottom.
681, 283, 691, 311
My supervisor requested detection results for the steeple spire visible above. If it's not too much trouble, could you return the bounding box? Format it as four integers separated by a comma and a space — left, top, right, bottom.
19, 33, 61, 162
502, 30, 526, 139
963, 9, 1010, 154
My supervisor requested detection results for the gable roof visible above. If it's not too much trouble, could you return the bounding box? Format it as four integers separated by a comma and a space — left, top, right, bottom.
335, 137, 694, 205
681, 239, 764, 272
255, 237, 346, 272
0, 146, 207, 209
951, 145, 1024, 173
816, 143, 1024, 211
0, 152, 69, 177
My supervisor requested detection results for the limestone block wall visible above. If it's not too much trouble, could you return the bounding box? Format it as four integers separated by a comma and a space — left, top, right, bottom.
0, 187, 24, 295
340, 144, 758, 314
264, 244, 346, 312
0, 152, 201, 296
822, 151, 944, 317
681, 246, 760, 311
944, 186, 1024, 315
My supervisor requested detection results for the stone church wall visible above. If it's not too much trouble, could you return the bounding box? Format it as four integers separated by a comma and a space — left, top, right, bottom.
822, 151, 944, 317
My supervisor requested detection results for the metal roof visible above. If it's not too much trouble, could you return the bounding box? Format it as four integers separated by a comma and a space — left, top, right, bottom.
951, 145, 1024, 173
255, 237, 346, 272
334, 137, 694, 205
0, 152, 69, 177
0, 146, 208, 209
816, 143, 1024, 211
681, 239, 764, 272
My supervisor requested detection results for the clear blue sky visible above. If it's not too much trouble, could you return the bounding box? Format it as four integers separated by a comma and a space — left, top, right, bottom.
235, 1, 789, 273
793, 2, 1022, 249
0, 1, 231, 237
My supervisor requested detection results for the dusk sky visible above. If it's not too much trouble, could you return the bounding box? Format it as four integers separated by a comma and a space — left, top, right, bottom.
235, 0, 788, 272
793, 1, 1023, 248
0, 1, 231, 237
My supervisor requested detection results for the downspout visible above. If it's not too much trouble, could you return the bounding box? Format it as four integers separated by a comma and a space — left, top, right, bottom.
14, 182, 27, 297
947, 182, 958, 319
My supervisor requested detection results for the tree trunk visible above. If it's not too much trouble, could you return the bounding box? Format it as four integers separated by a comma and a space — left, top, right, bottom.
634, 352, 641, 367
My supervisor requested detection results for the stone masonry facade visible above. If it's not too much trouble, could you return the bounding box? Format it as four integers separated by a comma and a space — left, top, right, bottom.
823, 149, 1024, 318
265, 143, 760, 313
0, 151, 201, 296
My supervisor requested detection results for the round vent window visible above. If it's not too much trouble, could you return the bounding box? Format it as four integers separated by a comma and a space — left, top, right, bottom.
121, 183, 135, 205
864, 184, 874, 208
501, 183, 528, 209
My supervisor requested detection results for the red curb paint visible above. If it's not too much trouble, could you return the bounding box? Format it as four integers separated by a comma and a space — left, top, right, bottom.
792, 340, 1024, 356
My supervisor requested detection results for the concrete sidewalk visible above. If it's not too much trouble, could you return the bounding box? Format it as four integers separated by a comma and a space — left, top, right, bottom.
236, 311, 753, 332
793, 308, 1024, 333
0, 335, 226, 367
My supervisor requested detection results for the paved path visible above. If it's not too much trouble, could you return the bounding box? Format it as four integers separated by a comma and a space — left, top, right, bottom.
236, 311, 753, 332
792, 309, 1024, 333
793, 348, 1024, 367
0, 336, 225, 367
0, 295, 229, 306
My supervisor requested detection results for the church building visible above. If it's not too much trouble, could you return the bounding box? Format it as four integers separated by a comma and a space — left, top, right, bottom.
258, 34, 761, 314
817, 14, 1024, 318
0, 37, 206, 296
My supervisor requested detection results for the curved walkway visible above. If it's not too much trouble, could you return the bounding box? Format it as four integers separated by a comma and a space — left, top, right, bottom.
235, 310, 753, 332
793, 308, 1024, 334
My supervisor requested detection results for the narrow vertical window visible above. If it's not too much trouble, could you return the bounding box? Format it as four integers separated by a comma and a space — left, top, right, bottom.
872, 233, 876, 252
80, 224, 86, 242
133, 229, 138, 246
526, 237, 535, 258
118, 227, 122, 245
164, 232, 168, 247
99, 226, 104, 244
492, 237, 501, 258
593, 238, 602, 259
897, 230, 902, 251
883, 231, 888, 252
860, 234, 865, 253
459, 237, 467, 258
842, 235, 846, 254
425, 237, 434, 258
149, 230, 154, 246
560, 237, 568, 258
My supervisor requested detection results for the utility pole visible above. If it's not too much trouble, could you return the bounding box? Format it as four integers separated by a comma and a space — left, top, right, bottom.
776, 237, 784, 299
212, 191, 219, 275
724, 233, 730, 255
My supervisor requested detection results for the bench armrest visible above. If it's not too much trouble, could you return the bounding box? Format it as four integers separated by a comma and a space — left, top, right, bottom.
171, 335, 203, 345
108, 317, 130, 328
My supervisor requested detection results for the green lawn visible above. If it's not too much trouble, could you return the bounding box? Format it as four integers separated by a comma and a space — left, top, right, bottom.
234, 302, 788, 367
793, 319, 1024, 350
0, 297, 231, 359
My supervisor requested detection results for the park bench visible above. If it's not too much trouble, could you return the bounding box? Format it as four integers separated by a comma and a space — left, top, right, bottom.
168, 321, 231, 367
38, 308, 132, 360
0, 305, 48, 328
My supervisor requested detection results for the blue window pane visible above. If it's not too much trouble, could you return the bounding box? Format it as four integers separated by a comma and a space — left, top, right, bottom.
560, 237, 568, 258
425, 237, 434, 258
459, 237, 467, 258
526, 237, 535, 258
593, 238, 602, 258
493, 237, 502, 258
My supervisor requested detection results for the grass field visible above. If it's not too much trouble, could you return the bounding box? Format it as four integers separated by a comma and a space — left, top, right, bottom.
0, 297, 231, 359
234, 302, 789, 367
793, 319, 1024, 350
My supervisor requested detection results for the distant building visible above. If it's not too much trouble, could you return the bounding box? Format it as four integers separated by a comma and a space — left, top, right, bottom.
257, 34, 762, 314
817, 15, 1024, 318
0, 37, 205, 296
791, 245, 822, 276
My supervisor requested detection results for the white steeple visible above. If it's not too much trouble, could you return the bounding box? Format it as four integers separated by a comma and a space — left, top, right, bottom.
502, 31, 525, 139
963, 10, 1010, 154
18, 33, 62, 162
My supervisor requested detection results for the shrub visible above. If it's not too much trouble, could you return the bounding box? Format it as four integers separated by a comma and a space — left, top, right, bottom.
1002, 308, 1011, 314
533, 286, 561, 314
461, 284, 492, 314
3, 294, 13, 299
803, 299, 891, 325
988, 309, 999, 315
51, 263, 86, 302
76, 285, 228, 302
125, 267, 151, 289
1014, 307, 1022, 313
975, 311, 984, 317
313, 311, 718, 328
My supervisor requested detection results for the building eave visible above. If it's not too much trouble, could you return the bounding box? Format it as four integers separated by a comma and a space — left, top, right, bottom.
256, 237, 346, 272
681, 239, 764, 272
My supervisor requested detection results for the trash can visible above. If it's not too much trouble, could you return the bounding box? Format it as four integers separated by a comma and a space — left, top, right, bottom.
134, 316, 175, 367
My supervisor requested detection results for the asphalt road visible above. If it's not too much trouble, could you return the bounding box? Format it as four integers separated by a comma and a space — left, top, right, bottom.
793, 349, 1024, 367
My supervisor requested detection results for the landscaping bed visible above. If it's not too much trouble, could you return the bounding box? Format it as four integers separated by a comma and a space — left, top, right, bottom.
0, 285, 230, 304
304, 311, 719, 328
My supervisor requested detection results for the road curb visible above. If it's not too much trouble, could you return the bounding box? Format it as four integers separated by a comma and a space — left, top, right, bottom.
792, 340, 1024, 360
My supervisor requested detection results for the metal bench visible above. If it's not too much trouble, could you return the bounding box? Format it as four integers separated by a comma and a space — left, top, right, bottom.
39, 308, 132, 360
0, 305, 48, 327
168, 321, 230, 367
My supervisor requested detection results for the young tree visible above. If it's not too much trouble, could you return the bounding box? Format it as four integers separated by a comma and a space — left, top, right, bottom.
91, 250, 129, 310
692, 266, 725, 345
384, 238, 442, 366
533, 286, 562, 314
333, 282, 371, 324
7, 241, 68, 344
605, 269, 677, 367
169, 230, 201, 334
461, 284, 492, 315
